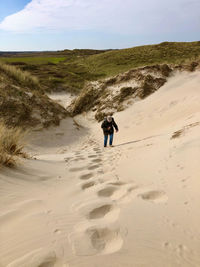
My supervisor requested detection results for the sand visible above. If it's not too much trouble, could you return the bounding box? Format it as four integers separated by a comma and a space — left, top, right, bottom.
1, 71, 200, 266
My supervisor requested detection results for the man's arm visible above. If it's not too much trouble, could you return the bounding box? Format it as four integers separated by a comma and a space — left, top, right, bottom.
112, 119, 119, 132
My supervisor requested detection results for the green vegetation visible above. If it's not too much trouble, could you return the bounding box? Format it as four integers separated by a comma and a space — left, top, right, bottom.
77, 41, 200, 77
0, 56, 66, 64
1, 42, 199, 94
0, 49, 107, 93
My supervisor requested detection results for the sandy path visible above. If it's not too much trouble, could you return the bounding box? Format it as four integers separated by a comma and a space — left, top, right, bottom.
1, 71, 200, 266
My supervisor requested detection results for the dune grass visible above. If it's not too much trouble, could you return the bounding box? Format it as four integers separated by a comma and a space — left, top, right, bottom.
0, 63, 39, 89
0, 122, 27, 167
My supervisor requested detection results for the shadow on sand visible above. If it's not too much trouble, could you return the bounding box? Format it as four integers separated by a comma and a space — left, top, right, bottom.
115, 135, 160, 147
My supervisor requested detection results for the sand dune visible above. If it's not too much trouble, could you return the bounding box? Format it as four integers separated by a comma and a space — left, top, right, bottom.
1, 71, 200, 266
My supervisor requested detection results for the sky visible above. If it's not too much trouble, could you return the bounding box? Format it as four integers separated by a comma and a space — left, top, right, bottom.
0, 0, 199, 51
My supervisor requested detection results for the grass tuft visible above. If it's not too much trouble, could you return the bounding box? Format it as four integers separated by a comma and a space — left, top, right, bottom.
0, 122, 27, 167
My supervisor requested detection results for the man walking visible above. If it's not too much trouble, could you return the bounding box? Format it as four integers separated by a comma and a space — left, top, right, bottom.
101, 116, 119, 147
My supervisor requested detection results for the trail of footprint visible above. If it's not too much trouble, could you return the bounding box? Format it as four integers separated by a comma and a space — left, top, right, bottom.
139, 190, 168, 203
71, 144, 124, 257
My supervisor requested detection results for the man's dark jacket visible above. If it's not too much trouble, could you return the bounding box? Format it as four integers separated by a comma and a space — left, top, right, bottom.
101, 118, 118, 135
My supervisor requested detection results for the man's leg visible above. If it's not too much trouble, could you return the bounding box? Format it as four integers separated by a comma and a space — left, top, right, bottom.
104, 135, 108, 147
109, 133, 114, 146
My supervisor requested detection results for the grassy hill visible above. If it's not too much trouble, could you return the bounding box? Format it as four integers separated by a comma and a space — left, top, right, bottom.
77, 41, 200, 77
0, 42, 200, 94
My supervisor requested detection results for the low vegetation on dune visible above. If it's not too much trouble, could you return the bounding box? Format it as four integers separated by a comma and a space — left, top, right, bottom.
0, 122, 27, 167
1, 42, 200, 94
0, 63, 68, 128
69, 61, 199, 121
0, 63, 69, 166
0, 63, 39, 89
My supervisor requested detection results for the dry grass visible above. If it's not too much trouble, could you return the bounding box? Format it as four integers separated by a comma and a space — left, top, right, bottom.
0, 122, 27, 167
0, 63, 39, 89
69, 83, 105, 115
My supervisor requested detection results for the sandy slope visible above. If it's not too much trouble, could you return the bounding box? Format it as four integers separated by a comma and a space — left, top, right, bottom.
1, 71, 200, 267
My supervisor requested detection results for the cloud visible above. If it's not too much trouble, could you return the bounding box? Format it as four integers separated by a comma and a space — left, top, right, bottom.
0, 0, 199, 35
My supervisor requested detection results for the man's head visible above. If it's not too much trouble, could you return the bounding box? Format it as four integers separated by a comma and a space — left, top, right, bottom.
107, 116, 112, 122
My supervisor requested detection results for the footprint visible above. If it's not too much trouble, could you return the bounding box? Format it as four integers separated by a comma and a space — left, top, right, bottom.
82, 181, 95, 190
109, 181, 125, 186
79, 173, 93, 180
92, 158, 102, 163
64, 157, 71, 162
98, 187, 118, 197
88, 204, 113, 219
139, 190, 168, 203
88, 164, 99, 170
71, 226, 123, 256
69, 166, 86, 172
88, 155, 98, 158
71, 157, 85, 162
89, 227, 123, 254
93, 148, 101, 152
98, 185, 137, 202
54, 229, 61, 235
